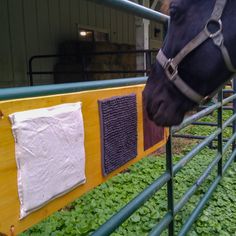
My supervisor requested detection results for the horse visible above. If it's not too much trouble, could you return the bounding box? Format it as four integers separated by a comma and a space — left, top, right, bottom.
143, 0, 236, 126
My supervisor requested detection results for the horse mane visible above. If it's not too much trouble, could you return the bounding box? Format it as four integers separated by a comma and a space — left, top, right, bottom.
160, 0, 170, 15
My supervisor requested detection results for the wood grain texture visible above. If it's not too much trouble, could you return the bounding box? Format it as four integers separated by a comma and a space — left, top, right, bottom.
0, 84, 167, 234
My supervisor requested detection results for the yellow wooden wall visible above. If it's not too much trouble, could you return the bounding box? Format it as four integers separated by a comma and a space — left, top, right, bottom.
0, 84, 168, 235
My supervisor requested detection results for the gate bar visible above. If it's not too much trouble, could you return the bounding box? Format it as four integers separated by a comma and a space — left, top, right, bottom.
91, 93, 236, 235
150, 153, 221, 236
91, 172, 171, 236
223, 132, 236, 153
173, 94, 236, 133
166, 133, 174, 235
92, 0, 169, 23
0, 77, 147, 101
179, 148, 236, 235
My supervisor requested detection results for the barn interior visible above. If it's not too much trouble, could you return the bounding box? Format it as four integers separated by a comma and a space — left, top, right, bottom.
0, 0, 167, 88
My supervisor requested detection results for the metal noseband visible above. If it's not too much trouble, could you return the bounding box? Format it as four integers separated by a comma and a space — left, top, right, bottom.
157, 0, 236, 104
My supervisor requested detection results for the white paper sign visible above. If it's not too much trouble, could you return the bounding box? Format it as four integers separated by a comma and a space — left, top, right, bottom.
9, 102, 86, 219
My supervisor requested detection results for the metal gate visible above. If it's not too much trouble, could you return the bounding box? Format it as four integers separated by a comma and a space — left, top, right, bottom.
89, 1, 236, 235
91, 91, 236, 236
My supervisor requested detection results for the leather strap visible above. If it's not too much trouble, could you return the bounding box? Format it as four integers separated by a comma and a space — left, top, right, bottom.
156, 0, 236, 104
157, 50, 204, 103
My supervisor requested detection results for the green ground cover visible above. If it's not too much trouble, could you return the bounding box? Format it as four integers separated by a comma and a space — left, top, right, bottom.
21, 110, 236, 236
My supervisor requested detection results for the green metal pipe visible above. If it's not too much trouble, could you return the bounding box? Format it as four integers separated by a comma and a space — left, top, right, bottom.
223, 132, 236, 153
148, 212, 173, 236
174, 154, 221, 214
178, 176, 221, 236
196, 154, 221, 186
223, 147, 236, 173
0, 77, 147, 101
222, 93, 236, 105
217, 91, 223, 177
166, 133, 174, 235
222, 113, 236, 129
150, 130, 222, 236
173, 128, 221, 174
151, 153, 221, 236
172, 103, 221, 133
92, 0, 169, 23
91, 172, 170, 236
173, 93, 236, 134
179, 148, 236, 236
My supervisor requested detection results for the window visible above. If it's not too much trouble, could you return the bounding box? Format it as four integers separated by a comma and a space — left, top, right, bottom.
78, 26, 109, 42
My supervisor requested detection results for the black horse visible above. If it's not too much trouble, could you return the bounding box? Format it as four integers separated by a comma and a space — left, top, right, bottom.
144, 0, 236, 126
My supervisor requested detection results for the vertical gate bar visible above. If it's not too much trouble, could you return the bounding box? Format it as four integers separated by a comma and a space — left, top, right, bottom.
145, 51, 152, 72
233, 79, 236, 160
166, 129, 174, 235
29, 57, 34, 86
217, 90, 223, 176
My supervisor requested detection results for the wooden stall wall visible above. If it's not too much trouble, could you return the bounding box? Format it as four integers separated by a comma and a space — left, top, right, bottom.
0, 0, 136, 88
0, 84, 168, 235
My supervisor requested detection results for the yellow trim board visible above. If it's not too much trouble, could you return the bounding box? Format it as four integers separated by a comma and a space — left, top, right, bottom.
0, 84, 168, 235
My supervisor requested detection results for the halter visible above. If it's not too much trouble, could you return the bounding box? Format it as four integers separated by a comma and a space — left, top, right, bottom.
157, 0, 236, 104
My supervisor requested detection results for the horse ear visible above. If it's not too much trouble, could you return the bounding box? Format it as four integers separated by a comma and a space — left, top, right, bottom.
160, 0, 170, 15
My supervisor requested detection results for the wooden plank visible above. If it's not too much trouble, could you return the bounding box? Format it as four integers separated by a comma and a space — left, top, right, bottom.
129, 14, 135, 45
48, 0, 61, 52
8, 0, 28, 86
59, 0, 71, 40
0, 84, 167, 234
103, 5, 111, 39
117, 11, 123, 44
79, 0, 88, 26
110, 8, 118, 43
95, 3, 104, 29
23, 0, 41, 85
0, 0, 14, 85
36, 0, 54, 85
122, 12, 129, 44
70, 0, 80, 40
87, 0, 96, 26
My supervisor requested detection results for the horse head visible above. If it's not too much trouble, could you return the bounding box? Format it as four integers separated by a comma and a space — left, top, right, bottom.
144, 0, 236, 126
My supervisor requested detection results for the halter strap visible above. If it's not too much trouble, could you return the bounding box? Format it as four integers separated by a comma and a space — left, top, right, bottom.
156, 0, 236, 104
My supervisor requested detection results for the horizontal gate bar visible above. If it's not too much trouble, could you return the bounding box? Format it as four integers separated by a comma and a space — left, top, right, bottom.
91, 172, 171, 236
92, 0, 170, 23
173, 128, 221, 174
174, 112, 236, 142
175, 154, 221, 213
223, 146, 236, 173
0, 77, 147, 101
178, 175, 221, 236
149, 129, 221, 235
192, 121, 220, 127
223, 132, 236, 153
199, 105, 233, 110
150, 152, 221, 236
173, 94, 236, 133
173, 134, 229, 143
179, 147, 236, 235
172, 103, 221, 133
28, 70, 147, 75
149, 212, 173, 236
223, 113, 236, 129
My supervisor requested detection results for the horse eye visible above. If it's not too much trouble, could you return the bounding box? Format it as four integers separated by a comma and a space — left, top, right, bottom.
170, 6, 183, 22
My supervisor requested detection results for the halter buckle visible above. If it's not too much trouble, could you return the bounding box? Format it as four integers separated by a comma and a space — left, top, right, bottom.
205, 19, 222, 38
201, 96, 212, 105
165, 59, 178, 81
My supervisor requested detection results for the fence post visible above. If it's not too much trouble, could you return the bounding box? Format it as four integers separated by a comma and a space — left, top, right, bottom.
217, 90, 223, 176
145, 51, 152, 72
29, 57, 34, 86
233, 79, 236, 160
166, 129, 174, 235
